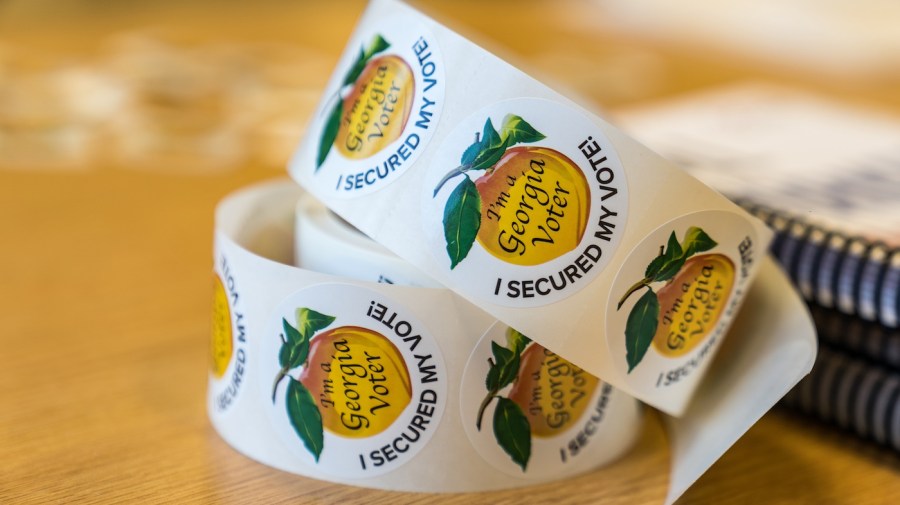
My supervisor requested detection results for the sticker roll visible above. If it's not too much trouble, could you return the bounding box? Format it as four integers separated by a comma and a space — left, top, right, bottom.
210, 179, 818, 503
210, 179, 643, 492
288, 0, 777, 416
294, 189, 646, 477
210, 0, 821, 498
294, 194, 441, 287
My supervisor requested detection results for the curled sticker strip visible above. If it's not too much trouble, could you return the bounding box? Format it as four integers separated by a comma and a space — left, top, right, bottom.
295, 194, 644, 479
209, 180, 815, 502
294, 195, 441, 288
288, 0, 780, 416
211, 181, 640, 491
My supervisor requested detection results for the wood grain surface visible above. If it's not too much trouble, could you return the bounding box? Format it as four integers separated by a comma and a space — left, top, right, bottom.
1, 1, 898, 503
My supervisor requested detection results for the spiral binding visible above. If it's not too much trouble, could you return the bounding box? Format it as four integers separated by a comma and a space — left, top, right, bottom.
782, 345, 900, 451
737, 199, 900, 328
810, 305, 900, 371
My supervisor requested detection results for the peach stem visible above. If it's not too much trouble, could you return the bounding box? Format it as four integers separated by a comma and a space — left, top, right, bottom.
432, 132, 489, 197
475, 358, 498, 431
271, 367, 288, 403
616, 278, 652, 310
319, 90, 341, 118
432, 165, 467, 197
476, 393, 496, 431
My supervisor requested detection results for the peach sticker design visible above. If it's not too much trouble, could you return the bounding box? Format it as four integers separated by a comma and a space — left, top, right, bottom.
433, 115, 590, 269
271, 307, 413, 460
474, 327, 599, 471
316, 34, 414, 169
616, 227, 735, 372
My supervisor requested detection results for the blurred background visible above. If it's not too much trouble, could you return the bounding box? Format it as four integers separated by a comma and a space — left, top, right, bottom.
2, 0, 898, 174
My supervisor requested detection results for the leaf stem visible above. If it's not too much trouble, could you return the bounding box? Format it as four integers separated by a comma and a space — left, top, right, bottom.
271, 367, 288, 403
617, 277, 653, 310
476, 357, 500, 431
432, 165, 468, 197
319, 90, 341, 118
476, 392, 497, 431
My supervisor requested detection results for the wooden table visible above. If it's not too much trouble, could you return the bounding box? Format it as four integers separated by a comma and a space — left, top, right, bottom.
2, 1, 898, 503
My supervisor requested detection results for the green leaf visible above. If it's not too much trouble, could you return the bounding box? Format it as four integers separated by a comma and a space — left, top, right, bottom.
506, 328, 532, 355
644, 254, 666, 279
624, 289, 660, 373
364, 34, 390, 60
286, 378, 324, 461
459, 118, 505, 169
342, 48, 367, 87
279, 340, 308, 370
282, 317, 303, 344
316, 101, 343, 170
655, 260, 689, 284
443, 177, 481, 269
459, 115, 544, 172
681, 226, 717, 258
481, 118, 501, 149
486, 341, 519, 391
500, 114, 546, 145
279, 319, 310, 370
493, 397, 531, 471
279, 309, 334, 370
341, 35, 391, 86
296, 308, 336, 340
491, 340, 514, 364
468, 118, 511, 172
647, 231, 686, 282
644, 254, 666, 281
470, 136, 510, 172
664, 230, 683, 258
460, 139, 482, 166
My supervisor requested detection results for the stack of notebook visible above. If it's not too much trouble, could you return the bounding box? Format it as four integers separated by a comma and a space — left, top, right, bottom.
618, 83, 900, 450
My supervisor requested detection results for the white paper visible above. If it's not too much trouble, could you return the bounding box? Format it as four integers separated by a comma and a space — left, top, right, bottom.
616, 82, 900, 242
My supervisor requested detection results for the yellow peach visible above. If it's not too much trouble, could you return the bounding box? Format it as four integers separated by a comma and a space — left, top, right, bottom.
476, 146, 590, 266
299, 325, 412, 438
336, 55, 414, 159
507, 343, 599, 437
653, 254, 735, 356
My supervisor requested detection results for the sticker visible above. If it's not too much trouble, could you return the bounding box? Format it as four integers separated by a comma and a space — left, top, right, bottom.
209, 255, 248, 414
424, 98, 628, 307
460, 323, 629, 478
607, 211, 759, 394
210, 274, 233, 378
301, 13, 445, 197
261, 283, 447, 477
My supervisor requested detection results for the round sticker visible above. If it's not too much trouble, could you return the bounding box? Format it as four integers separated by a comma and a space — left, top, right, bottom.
423, 97, 628, 307
607, 210, 759, 394
261, 284, 448, 477
210, 274, 233, 379
209, 256, 249, 415
301, 13, 445, 197
459, 322, 640, 478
